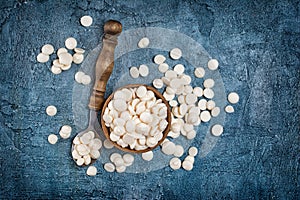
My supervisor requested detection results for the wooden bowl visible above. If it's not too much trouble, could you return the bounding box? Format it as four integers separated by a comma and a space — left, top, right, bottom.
100, 84, 172, 153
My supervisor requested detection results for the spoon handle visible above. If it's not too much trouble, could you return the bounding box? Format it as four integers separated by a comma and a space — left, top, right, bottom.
88, 20, 122, 111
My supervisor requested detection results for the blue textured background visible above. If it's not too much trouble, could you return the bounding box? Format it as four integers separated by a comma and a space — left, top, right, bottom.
0, 0, 299, 199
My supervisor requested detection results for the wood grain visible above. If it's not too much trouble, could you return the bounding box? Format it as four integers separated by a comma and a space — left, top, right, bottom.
88, 20, 122, 111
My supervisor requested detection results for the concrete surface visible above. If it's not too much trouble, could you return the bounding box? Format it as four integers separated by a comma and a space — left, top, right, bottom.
0, 0, 299, 199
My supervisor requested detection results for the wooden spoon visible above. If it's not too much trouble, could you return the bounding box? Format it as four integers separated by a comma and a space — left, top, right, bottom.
100, 84, 172, 154
71, 20, 122, 166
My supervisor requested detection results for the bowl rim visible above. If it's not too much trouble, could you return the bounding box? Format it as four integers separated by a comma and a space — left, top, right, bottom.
100, 84, 172, 153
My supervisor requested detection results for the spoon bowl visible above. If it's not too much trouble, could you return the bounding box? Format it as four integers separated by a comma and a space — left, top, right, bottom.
71, 110, 101, 166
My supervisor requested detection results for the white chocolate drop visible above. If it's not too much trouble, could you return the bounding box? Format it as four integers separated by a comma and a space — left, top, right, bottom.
211, 124, 224, 136
46, 105, 57, 116
170, 48, 182, 60
37, 53, 49, 63
225, 105, 235, 113
139, 64, 149, 77
86, 166, 97, 176
48, 134, 58, 144
142, 151, 153, 161
207, 59, 219, 71
154, 54, 166, 64
80, 15, 93, 27
228, 92, 239, 104
41, 44, 54, 55
138, 37, 150, 48
169, 157, 181, 170
194, 67, 205, 78
130, 67, 139, 78
65, 37, 77, 50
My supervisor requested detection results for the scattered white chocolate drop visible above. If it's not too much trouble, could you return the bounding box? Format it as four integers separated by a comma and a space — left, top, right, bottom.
142, 151, 153, 161
57, 48, 68, 56
48, 134, 58, 144
203, 88, 214, 99
211, 107, 221, 117
225, 105, 235, 113
103, 139, 114, 149
158, 63, 169, 73
211, 124, 224, 136
129, 67, 139, 78
188, 147, 198, 157
228, 92, 239, 104
173, 145, 184, 157
139, 64, 149, 77
51, 65, 62, 75
65, 37, 77, 50
73, 53, 84, 64
194, 67, 205, 78
104, 163, 115, 172
81, 74, 91, 85
203, 78, 215, 88
75, 71, 85, 83
41, 44, 54, 55
138, 37, 150, 48
174, 64, 185, 75
46, 105, 57, 116
80, 15, 93, 27
37, 53, 49, 63
154, 55, 166, 64
170, 48, 182, 60
86, 166, 97, 176
182, 160, 193, 171
59, 125, 72, 139
58, 52, 73, 66
169, 157, 181, 170
207, 59, 219, 71
153, 79, 164, 89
